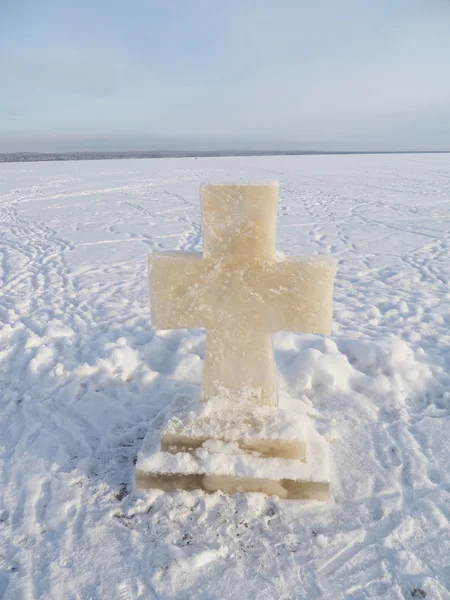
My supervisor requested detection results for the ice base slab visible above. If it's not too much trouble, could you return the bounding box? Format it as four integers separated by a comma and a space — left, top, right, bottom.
135, 417, 330, 501
160, 393, 308, 460
135, 471, 329, 500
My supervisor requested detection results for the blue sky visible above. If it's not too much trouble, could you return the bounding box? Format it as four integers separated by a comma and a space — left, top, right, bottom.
1, 0, 450, 152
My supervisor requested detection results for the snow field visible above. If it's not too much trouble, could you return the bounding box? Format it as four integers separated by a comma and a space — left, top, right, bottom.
0, 154, 449, 599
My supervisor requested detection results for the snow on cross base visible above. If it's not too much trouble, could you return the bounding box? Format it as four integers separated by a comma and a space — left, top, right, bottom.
135, 182, 336, 499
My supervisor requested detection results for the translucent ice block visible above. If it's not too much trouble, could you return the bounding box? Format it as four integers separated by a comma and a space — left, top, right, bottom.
149, 183, 336, 407
141, 183, 336, 499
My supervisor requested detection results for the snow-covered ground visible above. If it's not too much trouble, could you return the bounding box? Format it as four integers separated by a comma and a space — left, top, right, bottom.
0, 154, 449, 599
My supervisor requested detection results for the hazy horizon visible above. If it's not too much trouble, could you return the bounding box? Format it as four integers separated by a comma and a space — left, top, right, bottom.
2, 145, 450, 156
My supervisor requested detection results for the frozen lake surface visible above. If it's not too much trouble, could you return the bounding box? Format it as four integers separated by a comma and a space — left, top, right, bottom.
1, 154, 449, 599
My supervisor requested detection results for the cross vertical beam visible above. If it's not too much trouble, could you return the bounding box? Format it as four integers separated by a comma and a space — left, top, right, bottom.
149, 183, 336, 407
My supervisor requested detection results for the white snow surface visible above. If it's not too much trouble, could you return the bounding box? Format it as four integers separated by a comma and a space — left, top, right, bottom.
0, 154, 449, 599
138, 413, 327, 484
161, 392, 309, 443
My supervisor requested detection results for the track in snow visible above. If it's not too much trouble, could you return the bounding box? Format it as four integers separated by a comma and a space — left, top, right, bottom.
0, 154, 449, 599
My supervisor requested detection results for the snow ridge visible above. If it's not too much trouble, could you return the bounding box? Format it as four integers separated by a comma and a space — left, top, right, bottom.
0, 154, 449, 599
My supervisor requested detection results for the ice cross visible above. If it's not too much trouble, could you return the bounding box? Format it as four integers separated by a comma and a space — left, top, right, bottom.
149, 183, 336, 407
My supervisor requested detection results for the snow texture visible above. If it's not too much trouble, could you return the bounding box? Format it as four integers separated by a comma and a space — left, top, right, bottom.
1, 154, 450, 599
137, 406, 327, 482
162, 392, 309, 443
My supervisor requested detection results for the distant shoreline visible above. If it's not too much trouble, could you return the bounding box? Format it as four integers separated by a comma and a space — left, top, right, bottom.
1, 149, 449, 164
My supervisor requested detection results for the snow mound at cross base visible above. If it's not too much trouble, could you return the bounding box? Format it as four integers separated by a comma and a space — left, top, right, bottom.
136, 415, 328, 484
162, 391, 308, 443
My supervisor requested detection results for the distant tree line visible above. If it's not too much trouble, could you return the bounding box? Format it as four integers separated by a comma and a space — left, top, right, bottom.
1, 150, 448, 164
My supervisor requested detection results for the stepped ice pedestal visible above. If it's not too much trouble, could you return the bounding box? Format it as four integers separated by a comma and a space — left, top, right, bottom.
136, 393, 330, 499
135, 182, 336, 499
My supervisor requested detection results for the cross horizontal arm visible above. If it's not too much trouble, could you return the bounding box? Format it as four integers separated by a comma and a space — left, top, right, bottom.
262, 255, 337, 334
149, 252, 205, 329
